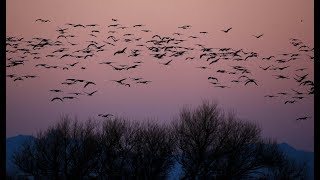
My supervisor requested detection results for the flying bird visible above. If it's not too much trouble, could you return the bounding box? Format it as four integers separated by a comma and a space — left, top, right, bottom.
114, 47, 127, 55
51, 97, 63, 102
221, 27, 232, 33
98, 113, 113, 118
84, 81, 96, 88
296, 116, 311, 121
253, 34, 264, 38
84, 90, 98, 96
159, 60, 173, 66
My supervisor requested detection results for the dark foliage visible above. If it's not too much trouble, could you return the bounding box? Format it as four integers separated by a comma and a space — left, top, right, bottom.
12, 102, 309, 179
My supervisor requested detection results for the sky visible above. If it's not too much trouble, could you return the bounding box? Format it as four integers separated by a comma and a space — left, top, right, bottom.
6, 0, 314, 151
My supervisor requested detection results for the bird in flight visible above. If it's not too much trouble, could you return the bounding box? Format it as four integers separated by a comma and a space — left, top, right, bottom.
159, 60, 173, 66
284, 100, 296, 104
84, 81, 96, 88
84, 90, 98, 96
35, 19, 50, 23
114, 47, 127, 55
51, 97, 63, 102
253, 34, 264, 38
296, 116, 311, 121
111, 78, 127, 85
98, 113, 113, 118
208, 77, 218, 82
50, 89, 63, 93
244, 79, 258, 86
221, 27, 232, 33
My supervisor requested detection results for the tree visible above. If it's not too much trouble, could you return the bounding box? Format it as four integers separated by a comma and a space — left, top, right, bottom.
96, 117, 136, 178
130, 121, 176, 179
174, 100, 309, 179
12, 116, 100, 179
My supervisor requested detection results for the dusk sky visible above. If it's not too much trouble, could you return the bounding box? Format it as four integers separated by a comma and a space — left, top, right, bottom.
6, 0, 314, 151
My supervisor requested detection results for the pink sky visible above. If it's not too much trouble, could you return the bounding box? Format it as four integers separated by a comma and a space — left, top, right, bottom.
6, 0, 314, 151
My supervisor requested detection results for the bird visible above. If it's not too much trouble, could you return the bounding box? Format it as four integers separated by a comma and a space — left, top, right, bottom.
159, 60, 173, 66
244, 79, 258, 86
69, 92, 84, 96
208, 77, 218, 82
197, 66, 209, 70
264, 95, 278, 98
98, 113, 113, 118
259, 66, 272, 70
111, 78, 127, 84
221, 27, 232, 33
50, 89, 63, 93
284, 100, 296, 104
293, 74, 308, 83
292, 89, 304, 95
215, 85, 230, 88
273, 75, 290, 79
35, 19, 50, 23
131, 77, 143, 81
262, 56, 275, 60
84, 90, 98, 96
13, 77, 24, 81
253, 34, 264, 38
63, 96, 77, 100
84, 81, 96, 88
114, 47, 127, 55
126, 65, 139, 70
296, 116, 311, 121
67, 62, 79, 67
136, 80, 151, 84
51, 97, 63, 102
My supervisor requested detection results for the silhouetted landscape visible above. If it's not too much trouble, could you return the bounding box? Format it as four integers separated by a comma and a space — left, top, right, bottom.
6, 101, 313, 179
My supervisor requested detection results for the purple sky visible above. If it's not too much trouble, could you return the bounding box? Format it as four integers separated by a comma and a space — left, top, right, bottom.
6, 0, 314, 151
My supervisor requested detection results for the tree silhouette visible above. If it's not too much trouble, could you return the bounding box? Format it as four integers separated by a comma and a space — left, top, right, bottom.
12, 116, 99, 179
173, 100, 309, 179
130, 121, 176, 179
11, 102, 310, 179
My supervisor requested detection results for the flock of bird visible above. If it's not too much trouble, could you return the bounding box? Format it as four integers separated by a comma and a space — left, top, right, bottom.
6, 18, 314, 121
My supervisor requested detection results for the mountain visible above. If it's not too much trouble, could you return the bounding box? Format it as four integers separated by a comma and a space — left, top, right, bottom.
6, 135, 35, 176
6, 135, 314, 179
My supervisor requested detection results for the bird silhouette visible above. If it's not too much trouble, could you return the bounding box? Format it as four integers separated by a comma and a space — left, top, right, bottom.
208, 77, 218, 82
273, 75, 290, 79
84, 90, 98, 96
284, 100, 296, 104
84, 81, 96, 88
160, 60, 173, 66
114, 47, 127, 55
293, 74, 308, 83
51, 97, 63, 102
111, 78, 127, 84
221, 27, 232, 33
63, 96, 77, 100
253, 34, 264, 38
296, 116, 311, 121
98, 113, 113, 118
50, 89, 63, 93
244, 79, 258, 86
215, 85, 230, 88
264, 95, 278, 98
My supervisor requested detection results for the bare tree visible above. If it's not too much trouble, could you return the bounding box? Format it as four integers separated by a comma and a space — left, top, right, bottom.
12, 116, 100, 179
96, 117, 137, 178
173, 100, 309, 179
130, 121, 176, 179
